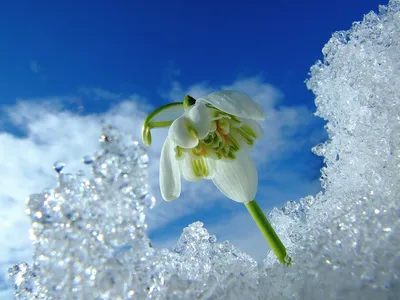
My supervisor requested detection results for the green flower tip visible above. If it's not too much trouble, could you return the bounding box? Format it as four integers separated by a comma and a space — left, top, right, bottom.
141, 124, 152, 146
183, 95, 196, 110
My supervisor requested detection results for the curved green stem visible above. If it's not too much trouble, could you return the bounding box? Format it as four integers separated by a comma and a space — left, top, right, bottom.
141, 102, 183, 146
245, 200, 292, 266
149, 121, 174, 128
144, 102, 183, 125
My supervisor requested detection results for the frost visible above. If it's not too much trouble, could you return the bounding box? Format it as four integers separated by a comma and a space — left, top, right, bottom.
7, 0, 400, 299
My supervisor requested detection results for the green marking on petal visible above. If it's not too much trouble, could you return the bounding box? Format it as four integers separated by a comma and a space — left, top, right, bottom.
213, 111, 221, 119
199, 157, 208, 177
216, 149, 225, 159
230, 115, 241, 124
192, 146, 202, 157
241, 124, 257, 139
227, 135, 240, 151
236, 127, 254, 146
191, 159, 202, 177
217, 140, 225, 151
175, 146, 183, 158
205, 103, 214, 109
188, 125, 198, 139
215, 130, 223, 143
212, 109, 231, 120
227, 152, 236, 160
190, 158, 208, 177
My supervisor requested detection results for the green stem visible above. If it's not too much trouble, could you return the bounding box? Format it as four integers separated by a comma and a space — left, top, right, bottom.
144, 102, 183, 125
141, 102, 183, 146
245, 200, 292, 266
149, 121, 174, 128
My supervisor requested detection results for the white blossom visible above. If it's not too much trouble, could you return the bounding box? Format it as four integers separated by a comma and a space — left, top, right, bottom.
160, 91, 264, 203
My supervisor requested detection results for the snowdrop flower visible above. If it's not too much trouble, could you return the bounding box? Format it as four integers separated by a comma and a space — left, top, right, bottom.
160, 91, 264, 202
142, 91, 291, 266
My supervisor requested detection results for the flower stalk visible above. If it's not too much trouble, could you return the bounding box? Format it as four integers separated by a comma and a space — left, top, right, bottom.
245, 200, 292, 266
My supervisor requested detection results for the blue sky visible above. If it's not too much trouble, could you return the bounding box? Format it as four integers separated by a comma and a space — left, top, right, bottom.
0, 0, 386, 295
0, 0, 384, 108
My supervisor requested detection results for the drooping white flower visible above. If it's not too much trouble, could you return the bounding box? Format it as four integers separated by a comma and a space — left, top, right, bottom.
159, 91, 264, 203
143, 91, 291, 266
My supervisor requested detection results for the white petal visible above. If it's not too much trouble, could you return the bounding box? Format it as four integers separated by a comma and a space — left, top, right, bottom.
209, 121, 217, 132
186, 102, 212, 139
198, 91, 265, 121
203, 158, 216, 179
179, 154, 202, 182
160, 137, 181, 201
168, 113, 199, 149
211, 153, 258, 203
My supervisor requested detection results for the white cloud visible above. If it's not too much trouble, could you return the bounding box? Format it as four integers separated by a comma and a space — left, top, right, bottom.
78, 87, 121, 101
164, 80, 214, 102
29, 60, 40, 73
0, 78, 324, 290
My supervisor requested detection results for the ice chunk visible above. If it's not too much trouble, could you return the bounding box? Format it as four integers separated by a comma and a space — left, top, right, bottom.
260, 0, 400, 298
9, 127, 261, 299
10, 126, 155, 299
